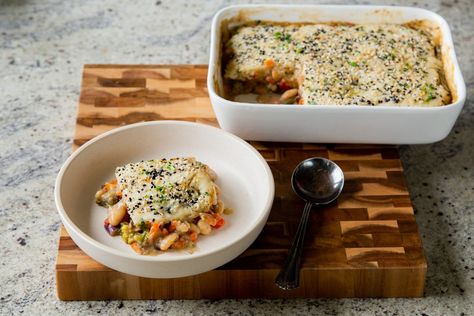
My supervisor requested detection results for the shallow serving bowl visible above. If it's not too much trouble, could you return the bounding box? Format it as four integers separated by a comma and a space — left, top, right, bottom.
208, 5, 466, 144
55, 121, 274, 278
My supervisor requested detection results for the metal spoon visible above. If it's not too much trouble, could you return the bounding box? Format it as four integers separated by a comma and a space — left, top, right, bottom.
275, 157, 344, 290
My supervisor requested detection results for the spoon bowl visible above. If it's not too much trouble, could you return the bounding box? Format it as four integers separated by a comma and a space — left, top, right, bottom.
275, 157, 344, 290
292, 157, 344, 204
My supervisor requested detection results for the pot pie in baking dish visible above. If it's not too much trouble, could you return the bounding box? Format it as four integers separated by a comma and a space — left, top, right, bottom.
95, 157, 229, 255
222, 21, 451, 106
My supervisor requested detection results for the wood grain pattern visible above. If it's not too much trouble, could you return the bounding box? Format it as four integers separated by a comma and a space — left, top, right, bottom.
56, 65, 427, 300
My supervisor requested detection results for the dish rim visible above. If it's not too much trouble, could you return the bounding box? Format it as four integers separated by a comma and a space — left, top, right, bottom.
208, 4, 466, 110
54, 120, 275, 262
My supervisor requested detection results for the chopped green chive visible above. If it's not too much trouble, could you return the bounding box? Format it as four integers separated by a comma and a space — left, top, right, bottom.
398, 82, 409, 89
295, 44, 304, 54
164, 162, 175, 171
390, 49, 398, 60
159, 195, 168, 203
275, 32, 291, 43
422, 83, 435, 102
139, 220, 147, 231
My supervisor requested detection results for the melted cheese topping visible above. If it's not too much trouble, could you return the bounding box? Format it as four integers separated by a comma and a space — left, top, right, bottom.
224, 22, 450, 106
115, 158, 217, 225
225, 24, 301, 82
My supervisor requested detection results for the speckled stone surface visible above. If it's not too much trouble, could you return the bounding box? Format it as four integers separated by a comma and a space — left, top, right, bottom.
0, 0, 472, 314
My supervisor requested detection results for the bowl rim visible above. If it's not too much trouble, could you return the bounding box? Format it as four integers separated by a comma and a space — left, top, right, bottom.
54, 120, 275, 262
207, 4, 466, 111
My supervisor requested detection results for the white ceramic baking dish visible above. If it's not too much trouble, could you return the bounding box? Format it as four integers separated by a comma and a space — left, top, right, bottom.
207, 5, 466, 144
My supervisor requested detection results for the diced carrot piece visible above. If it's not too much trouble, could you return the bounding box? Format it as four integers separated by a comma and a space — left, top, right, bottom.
104, 179, 117, 191
130, 242, 141, 254
149, 222, 161, 241
298, 98, 304, 105
171, 239, 186, 249
169, 220, 179, 232
213, 216, 225, 229
264, 59, 275, 68
150, 222, 160, 234
278, 80, 290, 91
189, 231, 198, 242
210, 213, 225, 227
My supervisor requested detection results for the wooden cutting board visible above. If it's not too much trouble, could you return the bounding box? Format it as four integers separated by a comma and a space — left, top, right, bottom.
56, 65, 427, 300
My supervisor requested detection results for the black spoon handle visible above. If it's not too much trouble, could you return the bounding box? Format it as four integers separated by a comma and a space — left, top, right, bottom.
275, 202, 313, 290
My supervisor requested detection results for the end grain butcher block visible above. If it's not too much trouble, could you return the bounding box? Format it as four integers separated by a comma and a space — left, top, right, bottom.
56, 65, 427, 300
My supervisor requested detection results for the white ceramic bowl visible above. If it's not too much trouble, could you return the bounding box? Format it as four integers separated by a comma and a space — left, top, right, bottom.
208, 5, 466, 144
55, 121, 274, 278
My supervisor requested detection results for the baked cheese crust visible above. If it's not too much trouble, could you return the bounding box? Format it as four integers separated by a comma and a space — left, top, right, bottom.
224, 22, 450, 106
115, 158, 218, 225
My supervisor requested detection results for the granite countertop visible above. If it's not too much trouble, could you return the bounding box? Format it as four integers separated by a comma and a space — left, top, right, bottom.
0, 0, 472, 314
